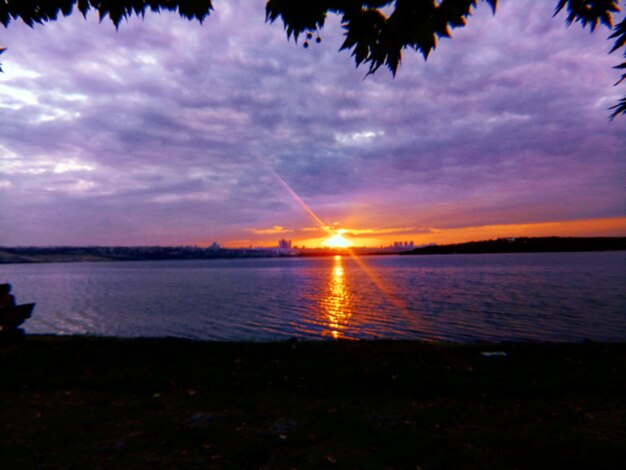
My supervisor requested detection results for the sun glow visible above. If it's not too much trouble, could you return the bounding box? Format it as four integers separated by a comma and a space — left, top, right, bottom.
323, 231, 353, 248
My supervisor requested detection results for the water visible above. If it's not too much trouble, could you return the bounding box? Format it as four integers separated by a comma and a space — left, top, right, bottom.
1, 252, 624, 342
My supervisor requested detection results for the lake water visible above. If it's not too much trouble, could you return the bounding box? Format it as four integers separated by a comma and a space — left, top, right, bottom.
1, 252, 625, 343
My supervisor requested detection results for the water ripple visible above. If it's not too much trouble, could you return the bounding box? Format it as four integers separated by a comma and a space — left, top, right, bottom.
2, 252, 625, 342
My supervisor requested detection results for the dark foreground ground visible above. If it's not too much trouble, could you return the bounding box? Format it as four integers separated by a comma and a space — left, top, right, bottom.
1, 336, 625, 469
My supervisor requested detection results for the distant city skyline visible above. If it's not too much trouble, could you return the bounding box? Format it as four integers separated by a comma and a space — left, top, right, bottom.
1, 1, 624, 248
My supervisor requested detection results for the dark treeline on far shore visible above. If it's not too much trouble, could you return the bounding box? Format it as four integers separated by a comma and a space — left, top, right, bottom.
0, 236, 625, 264
404, 236, 626, 256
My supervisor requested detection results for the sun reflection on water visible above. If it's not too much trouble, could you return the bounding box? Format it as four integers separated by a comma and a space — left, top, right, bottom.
321, 255, 353, 338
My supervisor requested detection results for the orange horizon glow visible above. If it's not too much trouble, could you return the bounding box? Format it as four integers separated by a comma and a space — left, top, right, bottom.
193, 173, 626, 249
205, 216, 626, 249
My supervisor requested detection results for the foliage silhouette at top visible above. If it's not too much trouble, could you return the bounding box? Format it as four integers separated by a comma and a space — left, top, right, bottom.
0, 0, 624, 118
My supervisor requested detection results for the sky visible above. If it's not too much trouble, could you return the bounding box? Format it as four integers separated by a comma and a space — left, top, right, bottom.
0, 0, 625, 248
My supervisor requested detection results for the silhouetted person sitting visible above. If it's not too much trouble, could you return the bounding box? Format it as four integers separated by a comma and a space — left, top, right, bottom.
0, 283, 16, 309
0, 283, 35, 335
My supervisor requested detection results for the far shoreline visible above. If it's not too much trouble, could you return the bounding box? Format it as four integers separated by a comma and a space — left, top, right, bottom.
1, 236, 625, 265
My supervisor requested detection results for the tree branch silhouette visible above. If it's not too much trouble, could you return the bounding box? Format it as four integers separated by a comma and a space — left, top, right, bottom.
0, 0, 624, 118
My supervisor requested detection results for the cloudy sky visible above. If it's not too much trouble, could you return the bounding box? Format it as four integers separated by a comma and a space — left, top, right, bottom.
1, 0, 624, 248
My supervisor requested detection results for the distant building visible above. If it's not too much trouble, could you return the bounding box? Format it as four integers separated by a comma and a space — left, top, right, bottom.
392, 241, 414, 250
209, 242, 220, 250
278, 239, 292, 249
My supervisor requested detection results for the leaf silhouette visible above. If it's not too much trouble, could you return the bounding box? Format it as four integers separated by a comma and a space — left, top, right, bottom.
0, 1, 623, 118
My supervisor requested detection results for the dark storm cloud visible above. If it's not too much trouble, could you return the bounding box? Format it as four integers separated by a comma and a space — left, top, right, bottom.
0, 0, 624, 245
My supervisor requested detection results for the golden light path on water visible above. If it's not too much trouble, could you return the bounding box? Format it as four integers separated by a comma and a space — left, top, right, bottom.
321, 255, 352, 338
273, 172, 418, 338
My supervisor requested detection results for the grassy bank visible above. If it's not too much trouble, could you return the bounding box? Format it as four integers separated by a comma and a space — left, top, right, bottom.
1, 336, 625, 469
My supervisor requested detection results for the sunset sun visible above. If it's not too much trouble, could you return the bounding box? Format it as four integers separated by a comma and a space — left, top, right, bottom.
323, 231, 353, 248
